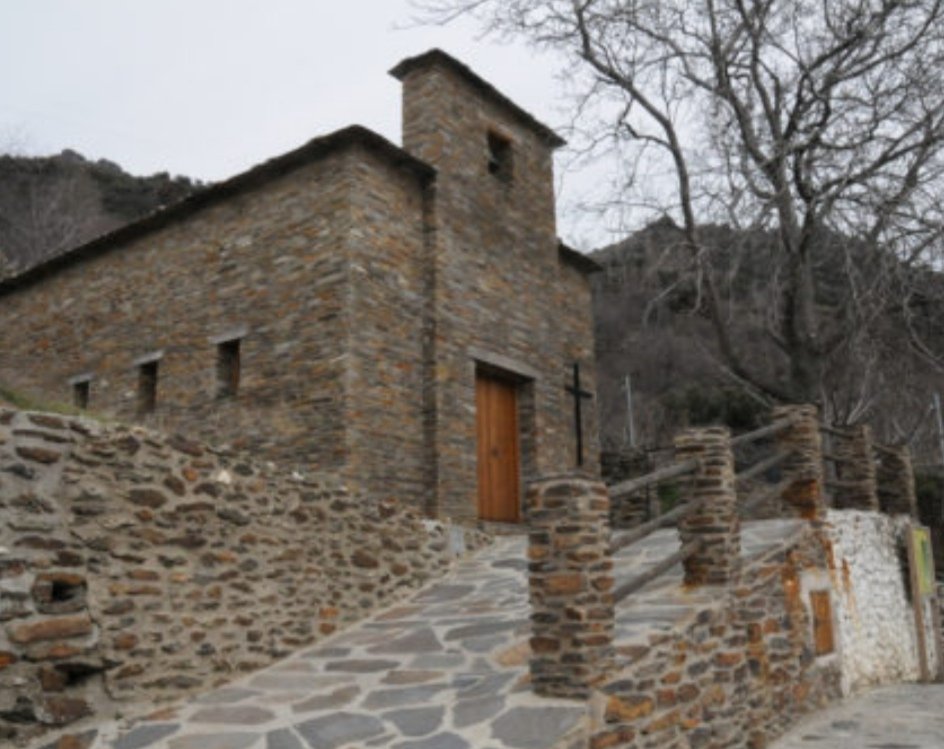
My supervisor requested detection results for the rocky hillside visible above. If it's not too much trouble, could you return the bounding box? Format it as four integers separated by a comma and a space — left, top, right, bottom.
0, 150, 200, 276
590, 219, 944, 454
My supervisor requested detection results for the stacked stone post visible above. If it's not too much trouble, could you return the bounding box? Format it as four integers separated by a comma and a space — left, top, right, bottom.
772, 404, 826, 520
832, 425, 880, 511
675, 426, 741, 586
527, 476, 614, 698
876, 445, 918, 517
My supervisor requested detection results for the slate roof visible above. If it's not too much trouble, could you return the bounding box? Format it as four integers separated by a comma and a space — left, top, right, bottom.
0, 126, 434, 295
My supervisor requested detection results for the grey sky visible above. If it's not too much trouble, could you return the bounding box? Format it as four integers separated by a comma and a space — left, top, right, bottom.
0, 0, 617, 249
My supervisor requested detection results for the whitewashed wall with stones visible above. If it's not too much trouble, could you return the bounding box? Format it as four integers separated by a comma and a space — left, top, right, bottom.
826, 509, 929, 695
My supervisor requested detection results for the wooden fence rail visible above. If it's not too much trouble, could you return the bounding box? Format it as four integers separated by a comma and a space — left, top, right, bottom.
606, 407, 915, 610
730, 416, 795, 448
611, 498, 706, 554
612, 540, 703, 604
528, 404, 920, 700
737, 449, 791, 484
608, 458, 699, 500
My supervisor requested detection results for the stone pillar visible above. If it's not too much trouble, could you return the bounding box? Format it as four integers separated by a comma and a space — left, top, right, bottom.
833, 425, 879, 511
527, 476, 614, 699
675, 426, 740, 586
772, 404, 826, 520
877, 445, 918, 517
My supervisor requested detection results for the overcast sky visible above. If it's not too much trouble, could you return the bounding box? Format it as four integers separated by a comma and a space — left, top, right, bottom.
0, 1, 621, 249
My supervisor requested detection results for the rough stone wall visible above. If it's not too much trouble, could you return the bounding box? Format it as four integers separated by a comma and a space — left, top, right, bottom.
591, 526, 842, 749
399, 59, 600, 521
343, 149, 430, 506
826, 509, 925, 694
0, 150, 358, 473
0, 408, 487, 746
675, 427, 740, 586
527, 477, 614, 699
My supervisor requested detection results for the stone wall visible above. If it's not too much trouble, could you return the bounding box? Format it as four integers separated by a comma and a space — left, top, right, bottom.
342, 149, 430, 506
521, 410, 932, 749
592, 525, 842, 749
0, 408, 488, 746
527, 477, 614, 699
0, 145, 362, 473
524, 487, 931, 747
396, 52, 601, 520
826, 509, 928, 694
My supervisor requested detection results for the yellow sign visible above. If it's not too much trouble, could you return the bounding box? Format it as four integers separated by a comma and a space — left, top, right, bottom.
913, 527, 936, 597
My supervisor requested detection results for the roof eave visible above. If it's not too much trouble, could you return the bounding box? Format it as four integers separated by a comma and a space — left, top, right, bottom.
0, 126, 436, 296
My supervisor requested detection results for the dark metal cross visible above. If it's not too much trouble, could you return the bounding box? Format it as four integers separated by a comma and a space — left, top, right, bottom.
565, 362, 594, 466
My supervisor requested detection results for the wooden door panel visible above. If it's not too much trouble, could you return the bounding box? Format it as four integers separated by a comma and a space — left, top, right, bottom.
476, 374, 520, 522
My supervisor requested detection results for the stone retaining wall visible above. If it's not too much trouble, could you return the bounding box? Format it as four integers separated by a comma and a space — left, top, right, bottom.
591, 524, 841, 749
528, 410, 931, 749
0, 408, 488, 746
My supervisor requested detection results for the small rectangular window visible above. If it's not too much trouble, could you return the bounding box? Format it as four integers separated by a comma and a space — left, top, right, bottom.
73, 380, 90, 410
137, 361, 158, 415
487, 131, 513, 182
216, 339, 241, 398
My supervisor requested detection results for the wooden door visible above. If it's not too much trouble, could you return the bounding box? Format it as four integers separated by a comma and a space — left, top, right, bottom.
476, 372, 521, 521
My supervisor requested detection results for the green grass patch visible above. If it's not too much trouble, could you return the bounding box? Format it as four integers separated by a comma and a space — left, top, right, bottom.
0, 382, 87, 417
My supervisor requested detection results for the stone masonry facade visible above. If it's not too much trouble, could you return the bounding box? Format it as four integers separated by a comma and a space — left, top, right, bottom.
593, 525, 842, 749
0, 407, 488, 746
0, 49, 600, 523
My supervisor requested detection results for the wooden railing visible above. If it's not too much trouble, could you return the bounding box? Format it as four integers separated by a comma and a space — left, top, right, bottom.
528, 404, 920, 698
609, 415, 796, 604
602, 410, 918, 607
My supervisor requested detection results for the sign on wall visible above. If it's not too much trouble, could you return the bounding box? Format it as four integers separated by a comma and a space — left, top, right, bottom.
913, 527, 936, 597
906, 524, 942, 682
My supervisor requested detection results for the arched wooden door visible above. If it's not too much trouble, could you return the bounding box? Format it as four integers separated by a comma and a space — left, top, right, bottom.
476, 371, 521, 522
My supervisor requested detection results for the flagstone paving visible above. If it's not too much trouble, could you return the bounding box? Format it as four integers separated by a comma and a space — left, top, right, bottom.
43, 520, 804, 749
769, 683, 944, 748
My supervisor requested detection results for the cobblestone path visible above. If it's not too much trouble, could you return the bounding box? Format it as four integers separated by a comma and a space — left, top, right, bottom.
46, 522, 801, 749
770, 684, 944, 748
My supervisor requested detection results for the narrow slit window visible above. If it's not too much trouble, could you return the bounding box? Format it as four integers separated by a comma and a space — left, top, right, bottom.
216, 338, 241, 398
137, 361, 158, 415
73, 380, 90, 410
487, 131, 513, 182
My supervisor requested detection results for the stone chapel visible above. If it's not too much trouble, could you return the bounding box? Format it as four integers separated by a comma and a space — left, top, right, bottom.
0, 50, 600, 522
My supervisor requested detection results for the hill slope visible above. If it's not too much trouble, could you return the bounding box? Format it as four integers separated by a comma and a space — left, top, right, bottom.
0, 150, 200, 276
590, 219, 944, 453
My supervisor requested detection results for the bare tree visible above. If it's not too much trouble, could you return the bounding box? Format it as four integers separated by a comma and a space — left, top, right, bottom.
418, 0, 944, 409
0, 160, 115, 271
